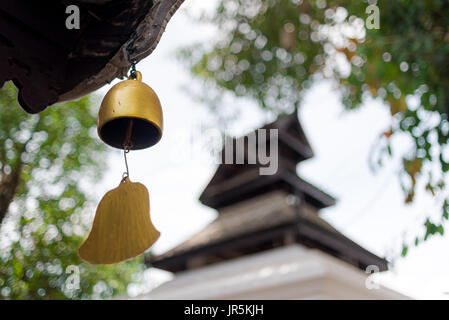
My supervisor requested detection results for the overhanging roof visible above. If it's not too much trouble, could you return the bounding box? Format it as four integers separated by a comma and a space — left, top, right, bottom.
0, 0, 184, 113
200, 167, 336, 210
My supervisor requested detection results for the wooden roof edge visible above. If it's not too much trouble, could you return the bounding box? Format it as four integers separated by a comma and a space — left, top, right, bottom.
146, 222, 294, 272
278, 130, 313, 160
199, 169, 336, 210
279, 170, 336, 209
58, 0, 184, 103
146, 213, 388, 273
297, 217, 389, 271
264, 112, 314, 157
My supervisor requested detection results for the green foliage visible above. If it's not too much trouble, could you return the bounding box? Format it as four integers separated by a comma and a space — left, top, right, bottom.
0, 82, 145, 299
181, 0, 449, 252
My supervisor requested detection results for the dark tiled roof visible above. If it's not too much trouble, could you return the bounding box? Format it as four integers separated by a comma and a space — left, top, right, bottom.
148, 191, 388, 273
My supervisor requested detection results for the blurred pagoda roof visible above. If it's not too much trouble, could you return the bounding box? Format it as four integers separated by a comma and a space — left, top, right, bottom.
147, 113, 389, 273
199, 113, 334, 210
0, 0, 184, 113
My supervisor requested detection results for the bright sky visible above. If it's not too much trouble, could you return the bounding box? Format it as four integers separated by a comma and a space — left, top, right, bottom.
96, 0, 449, 299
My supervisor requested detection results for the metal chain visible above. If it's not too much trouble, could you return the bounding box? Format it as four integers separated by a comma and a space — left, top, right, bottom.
129, 61, 137, 79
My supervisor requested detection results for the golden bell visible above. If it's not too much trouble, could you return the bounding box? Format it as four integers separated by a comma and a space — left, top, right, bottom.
78, 177, 160, 265
97, 71, 163, 150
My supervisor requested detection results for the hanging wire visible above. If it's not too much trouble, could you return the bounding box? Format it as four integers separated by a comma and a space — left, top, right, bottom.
122, 147, 130, 182
122, 119, 134, 182
120, 60, 136, 182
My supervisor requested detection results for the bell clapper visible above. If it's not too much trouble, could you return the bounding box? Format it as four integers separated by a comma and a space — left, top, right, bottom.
122, 119, 134, 182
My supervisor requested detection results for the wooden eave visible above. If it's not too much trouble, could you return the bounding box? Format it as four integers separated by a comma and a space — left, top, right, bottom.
200, 167, 336, 210
147, 210, 388, 273
0, 0, 184, 113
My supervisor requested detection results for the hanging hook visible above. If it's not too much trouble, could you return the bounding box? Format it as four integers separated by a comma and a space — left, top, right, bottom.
129, 61, 137, 79
122, 148, 130, 182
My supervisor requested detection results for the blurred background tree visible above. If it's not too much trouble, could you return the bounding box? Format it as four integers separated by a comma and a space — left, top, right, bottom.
0, 82, 146, 299
180, 0, 449, 254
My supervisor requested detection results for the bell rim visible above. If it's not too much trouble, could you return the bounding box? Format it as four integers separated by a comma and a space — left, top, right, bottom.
97, 115, 163, 150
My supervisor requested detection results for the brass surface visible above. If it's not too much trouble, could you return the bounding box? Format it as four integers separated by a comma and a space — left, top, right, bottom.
78, 178, 160, 265
97, 71, 163, 150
